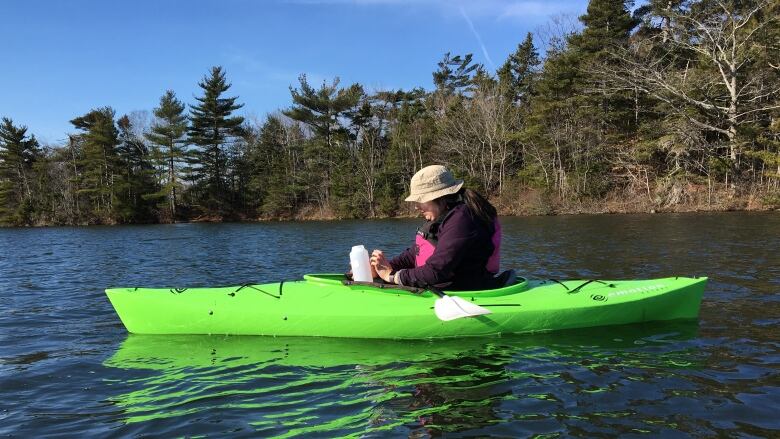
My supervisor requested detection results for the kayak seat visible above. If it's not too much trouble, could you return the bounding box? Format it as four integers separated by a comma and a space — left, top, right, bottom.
495, 269, 518, 288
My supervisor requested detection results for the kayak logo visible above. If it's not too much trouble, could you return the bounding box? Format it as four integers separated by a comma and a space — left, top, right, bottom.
591, 294, 607, 302
607, 284, 666, 299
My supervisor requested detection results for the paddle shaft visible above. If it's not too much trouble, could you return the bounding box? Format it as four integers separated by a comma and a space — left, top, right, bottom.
427, 286, 447, 298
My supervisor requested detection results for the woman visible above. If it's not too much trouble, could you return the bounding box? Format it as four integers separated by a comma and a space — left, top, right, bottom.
370, 165, 504, 291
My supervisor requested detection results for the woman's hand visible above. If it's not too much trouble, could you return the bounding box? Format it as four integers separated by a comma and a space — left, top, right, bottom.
370, 250, 392, 283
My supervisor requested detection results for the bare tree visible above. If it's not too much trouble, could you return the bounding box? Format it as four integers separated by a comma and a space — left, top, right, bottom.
594, 0, 780, 162
534, 13, 581, 55
351, 96, 390, 218
435, 84, 521, 195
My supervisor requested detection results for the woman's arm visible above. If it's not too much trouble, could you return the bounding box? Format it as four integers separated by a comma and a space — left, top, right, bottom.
389, 247, 415, 271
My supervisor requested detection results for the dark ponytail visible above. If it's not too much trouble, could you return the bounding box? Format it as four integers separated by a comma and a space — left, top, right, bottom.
441, 188, 497, 228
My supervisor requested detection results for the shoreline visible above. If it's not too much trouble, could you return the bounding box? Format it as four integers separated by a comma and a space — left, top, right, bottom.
6, 193, 777, 228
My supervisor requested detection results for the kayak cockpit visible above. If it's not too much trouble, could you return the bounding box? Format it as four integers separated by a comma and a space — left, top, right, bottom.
302, 273, 529, 298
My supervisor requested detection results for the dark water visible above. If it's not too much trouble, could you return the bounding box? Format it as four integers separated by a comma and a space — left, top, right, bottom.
1, 212, 778, 437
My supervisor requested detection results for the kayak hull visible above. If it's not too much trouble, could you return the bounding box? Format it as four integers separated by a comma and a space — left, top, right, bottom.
105, 274, 706, 339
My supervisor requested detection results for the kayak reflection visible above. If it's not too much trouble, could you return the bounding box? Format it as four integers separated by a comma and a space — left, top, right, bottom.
103, 322, 701, 437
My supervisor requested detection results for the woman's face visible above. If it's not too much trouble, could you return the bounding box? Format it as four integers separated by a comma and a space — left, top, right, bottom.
415, 199, 445, 221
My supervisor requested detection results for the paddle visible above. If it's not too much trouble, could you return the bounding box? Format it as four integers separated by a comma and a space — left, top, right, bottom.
427, 285, 492, 321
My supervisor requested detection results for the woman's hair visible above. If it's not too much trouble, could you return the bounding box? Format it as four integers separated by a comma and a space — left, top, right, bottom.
441, 188, 497, 228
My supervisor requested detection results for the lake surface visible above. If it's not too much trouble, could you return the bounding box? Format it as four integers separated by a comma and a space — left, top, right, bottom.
1, 212, 778, 437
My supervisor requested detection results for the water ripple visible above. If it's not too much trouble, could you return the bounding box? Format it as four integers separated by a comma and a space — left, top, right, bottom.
1, 213, 779, 436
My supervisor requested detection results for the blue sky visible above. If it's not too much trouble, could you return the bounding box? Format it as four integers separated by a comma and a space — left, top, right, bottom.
2, 0, 588, 144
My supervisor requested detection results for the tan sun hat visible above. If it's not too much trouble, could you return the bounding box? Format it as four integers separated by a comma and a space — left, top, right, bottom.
404, 165, 464, 203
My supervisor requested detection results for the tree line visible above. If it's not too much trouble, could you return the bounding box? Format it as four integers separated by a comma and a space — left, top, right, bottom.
1, 0, 778, 226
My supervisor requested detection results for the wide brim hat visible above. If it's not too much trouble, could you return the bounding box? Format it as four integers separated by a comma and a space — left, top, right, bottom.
404, 165, 464, 203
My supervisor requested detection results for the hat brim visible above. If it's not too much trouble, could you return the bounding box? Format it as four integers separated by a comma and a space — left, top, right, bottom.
404, 180, 463, 203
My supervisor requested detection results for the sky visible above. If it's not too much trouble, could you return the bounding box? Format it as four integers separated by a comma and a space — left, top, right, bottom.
1, 0, 589, 144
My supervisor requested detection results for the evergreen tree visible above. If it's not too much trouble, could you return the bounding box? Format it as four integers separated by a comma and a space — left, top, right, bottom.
70, 107, 120, 222
518, 0, 640, 199
0, 118, 41, 224
250, 115, 305, 217
284, 75, 363, 212
570, 0, 638, 54
244, 120, 273, 213
471, 65, 498, 91
497, 32, 540, 106
754, 0, 780, 187
225, 129, 252, 214
145, 90, 188, 219
343, 94, 394, 218
385, 88, 435, 211
521, 37, 601, 197
570, 0, 639, 135
116, 115, 157, 222
433, 53, 480, 95
188, 66, 244, 213
285, 75, 363, 147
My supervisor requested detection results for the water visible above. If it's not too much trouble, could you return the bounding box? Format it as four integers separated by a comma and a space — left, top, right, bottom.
1, 212, 778, 437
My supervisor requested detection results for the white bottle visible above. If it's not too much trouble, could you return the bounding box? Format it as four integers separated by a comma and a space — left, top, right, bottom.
350, 245, 373, 282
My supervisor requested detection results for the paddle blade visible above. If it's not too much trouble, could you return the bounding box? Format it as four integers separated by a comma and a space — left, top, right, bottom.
434, 296, 492, 321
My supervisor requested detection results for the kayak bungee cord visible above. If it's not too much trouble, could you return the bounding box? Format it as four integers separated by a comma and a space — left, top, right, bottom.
235, 283, 281, 299
568, 279, 614, 294
546, 279, 615, 294
165, 283, 285, 299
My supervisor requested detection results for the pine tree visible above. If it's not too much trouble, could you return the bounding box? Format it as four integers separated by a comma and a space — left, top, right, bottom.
471, 65, 498, 91
570, 0, 639, 135
116, 115, 157, 222
145, 90, 188, 219
285, 75, 363, 147
343, 94, 394, 218
386, 88, 434, 179
284, 75, 363, 212
0, 118, 41, 224
517, 0, 640, 199
520, 34, 600, 197
570, 0, 638, 55
188, 66, 244, 213
250, 115, 305, 217
224, 131, 252, 215
497, 32, 540, 106
70, 107, 120, 222
433, 53, 480, 95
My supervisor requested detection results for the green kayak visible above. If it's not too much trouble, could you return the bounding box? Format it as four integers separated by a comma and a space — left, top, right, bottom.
105, 274, 706, 339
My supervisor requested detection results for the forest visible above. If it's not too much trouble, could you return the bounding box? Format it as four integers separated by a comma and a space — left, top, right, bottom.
1, 0, 778, 226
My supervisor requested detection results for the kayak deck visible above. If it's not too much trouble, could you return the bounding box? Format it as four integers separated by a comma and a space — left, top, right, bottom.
105, 274, 707, 339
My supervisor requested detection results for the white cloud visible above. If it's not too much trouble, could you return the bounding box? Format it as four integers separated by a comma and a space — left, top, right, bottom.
459, 6, 495, 70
